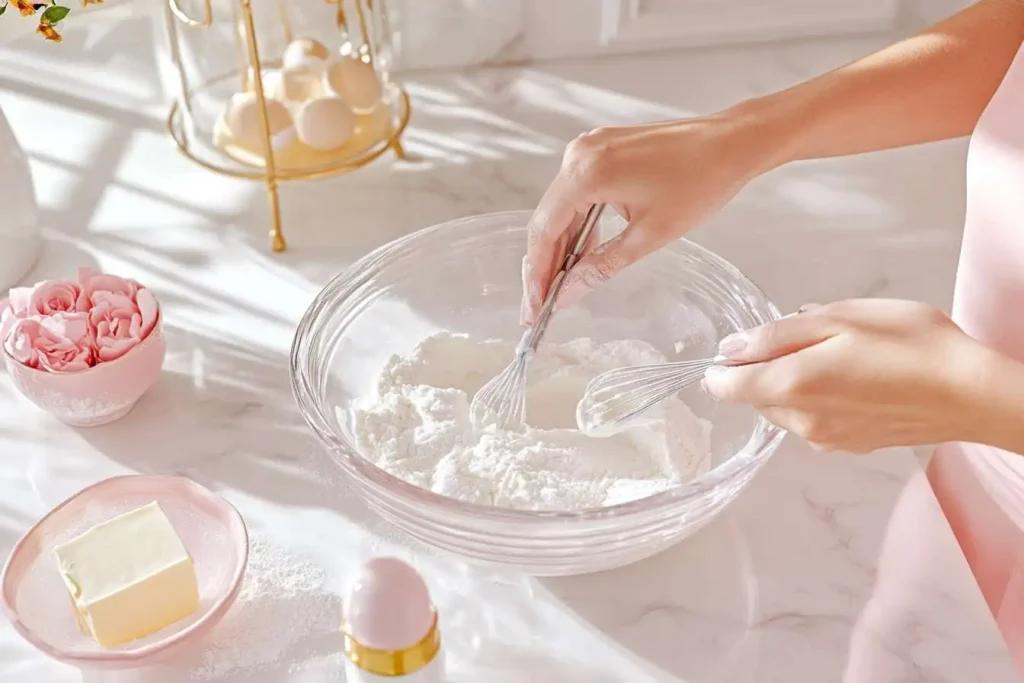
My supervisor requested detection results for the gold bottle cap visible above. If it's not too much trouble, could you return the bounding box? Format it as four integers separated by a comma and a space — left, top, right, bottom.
342, 613, 442, 676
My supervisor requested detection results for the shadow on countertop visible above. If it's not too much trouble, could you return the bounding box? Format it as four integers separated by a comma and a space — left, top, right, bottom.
223, 66, 967, 317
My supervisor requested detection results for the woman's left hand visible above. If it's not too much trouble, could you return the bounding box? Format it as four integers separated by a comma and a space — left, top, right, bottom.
702, 299, 986, 453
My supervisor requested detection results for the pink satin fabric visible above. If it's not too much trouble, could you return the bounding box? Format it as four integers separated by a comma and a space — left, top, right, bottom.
929, 40, 1024, 672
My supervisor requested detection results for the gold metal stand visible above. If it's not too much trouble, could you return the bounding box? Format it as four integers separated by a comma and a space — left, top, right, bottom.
164, 0, 409, 252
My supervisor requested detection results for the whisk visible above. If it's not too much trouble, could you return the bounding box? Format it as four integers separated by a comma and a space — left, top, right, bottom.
576, 308, 811, 437
575, 355, 728, 437
469, 203, 607, 431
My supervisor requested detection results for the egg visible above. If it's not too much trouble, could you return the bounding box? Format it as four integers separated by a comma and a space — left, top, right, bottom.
343, 558, 435, 651
295, 96, 356, 150
224, 92, 294, 150
272, 64, 322, 103
324, 56, 382, 113
245, 67, 281, 96
282, 37, 330, 69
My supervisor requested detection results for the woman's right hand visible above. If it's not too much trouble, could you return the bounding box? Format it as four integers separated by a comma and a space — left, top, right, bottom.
521, 111, 784, 325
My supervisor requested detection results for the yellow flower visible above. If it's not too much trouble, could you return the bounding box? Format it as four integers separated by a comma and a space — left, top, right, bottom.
81, 0, 103, 5
12, 0, 37, 16
36, 21, 62, 42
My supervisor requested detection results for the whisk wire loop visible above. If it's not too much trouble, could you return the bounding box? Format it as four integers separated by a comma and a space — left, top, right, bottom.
577, 356, 720, 434
468, 202, 608, 432
578, 309, 806, 435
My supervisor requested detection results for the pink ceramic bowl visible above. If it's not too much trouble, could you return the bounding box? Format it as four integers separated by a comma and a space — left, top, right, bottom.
2, 312, 166, 427
0, 475, 249, 670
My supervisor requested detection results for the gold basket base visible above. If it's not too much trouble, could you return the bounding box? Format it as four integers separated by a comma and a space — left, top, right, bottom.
213, 101, 401, 174
167, 87, 411, 252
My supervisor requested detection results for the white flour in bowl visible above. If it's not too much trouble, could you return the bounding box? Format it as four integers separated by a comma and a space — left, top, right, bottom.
352, 332, 712, 512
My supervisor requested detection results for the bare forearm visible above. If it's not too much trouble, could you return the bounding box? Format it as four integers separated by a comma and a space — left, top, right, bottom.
733, 0, 1024, 168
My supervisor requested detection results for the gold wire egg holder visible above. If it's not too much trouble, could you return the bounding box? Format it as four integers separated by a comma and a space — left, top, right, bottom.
164, 0, 410, 252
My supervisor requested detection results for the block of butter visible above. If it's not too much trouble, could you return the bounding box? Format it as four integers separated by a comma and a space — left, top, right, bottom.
53, 501, 200, 647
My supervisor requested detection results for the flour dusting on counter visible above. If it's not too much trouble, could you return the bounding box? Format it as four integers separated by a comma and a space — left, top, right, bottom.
190, 535, 337, 681
352, 332, 712, 511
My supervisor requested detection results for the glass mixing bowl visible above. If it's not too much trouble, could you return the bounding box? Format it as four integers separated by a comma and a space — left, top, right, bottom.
291, 210, 785, 576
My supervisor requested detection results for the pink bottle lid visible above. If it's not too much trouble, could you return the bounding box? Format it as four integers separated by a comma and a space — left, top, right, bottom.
343, 557, 436, 651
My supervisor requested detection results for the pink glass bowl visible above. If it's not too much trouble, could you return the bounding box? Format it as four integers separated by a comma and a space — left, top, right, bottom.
3, 311, 167, 428
0, 475, 248, 669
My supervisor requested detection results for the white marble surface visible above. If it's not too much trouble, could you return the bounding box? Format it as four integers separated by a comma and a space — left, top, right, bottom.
0, 14, 1018, 683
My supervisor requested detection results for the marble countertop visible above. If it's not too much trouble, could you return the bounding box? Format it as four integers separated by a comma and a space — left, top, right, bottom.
0, 13, 1017, 683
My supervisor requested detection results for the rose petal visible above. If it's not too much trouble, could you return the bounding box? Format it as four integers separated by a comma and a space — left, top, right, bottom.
77, 267, 99, 284
4, 338, 32, 366
39, 311, 90, 343
127, 312, 142, 339
97, 336, 136, 362
28, 280, 84, 316
76, 274, 155, 365
75, 290, 91, 312
135, 288, 158, 339
110, 307, 138, 326
82, 273, 136, 299
7, 287, 32, 316
91, 291, 134, 310
1, 308, 18, 342
4, 318, 43, 367
39, 345, 92, 373
5, 340, 38, 368
89, 300, 110, 319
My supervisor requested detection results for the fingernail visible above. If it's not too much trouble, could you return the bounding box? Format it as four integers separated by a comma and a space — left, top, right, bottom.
718, 333, 747, 358
519, 295, 528, 327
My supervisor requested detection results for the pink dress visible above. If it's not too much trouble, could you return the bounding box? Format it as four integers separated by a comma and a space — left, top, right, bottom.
929, 40, 1024, 671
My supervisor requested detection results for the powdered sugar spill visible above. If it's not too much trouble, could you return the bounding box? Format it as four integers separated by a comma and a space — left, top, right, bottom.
189, 534, 339, 681
352, 332, 713, 511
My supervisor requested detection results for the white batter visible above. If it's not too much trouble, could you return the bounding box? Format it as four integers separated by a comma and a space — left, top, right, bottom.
352, 332, 712, 512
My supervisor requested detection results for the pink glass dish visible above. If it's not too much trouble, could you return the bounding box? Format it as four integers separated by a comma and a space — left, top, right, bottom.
0, 475, 248, 669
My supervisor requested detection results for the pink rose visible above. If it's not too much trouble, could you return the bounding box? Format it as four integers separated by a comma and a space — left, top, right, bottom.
2, 269, 160, 370
1, 278, 87, 340
88, 287, 158, 362
4, 313, 94, 372
76, 268, 158, 362
77, 268, 142, 308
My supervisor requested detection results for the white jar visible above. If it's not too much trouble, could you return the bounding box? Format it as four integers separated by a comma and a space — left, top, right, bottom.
0, 105, 41, 293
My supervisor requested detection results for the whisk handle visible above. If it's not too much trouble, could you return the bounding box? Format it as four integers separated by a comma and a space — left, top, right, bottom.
518, 204, 606, 355
564, 203, 606, 268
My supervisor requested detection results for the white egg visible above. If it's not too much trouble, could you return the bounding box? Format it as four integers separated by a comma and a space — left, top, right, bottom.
246, 68, 282, 96
295, 97, 356, 150
283, 38, 330, 70
272, 64, 322, 103
323, 56, 382, 113
224, 92, 294, 150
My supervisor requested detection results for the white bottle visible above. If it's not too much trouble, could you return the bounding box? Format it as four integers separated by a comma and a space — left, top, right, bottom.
0, 106, 41, 293
342, 557, 445, 682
